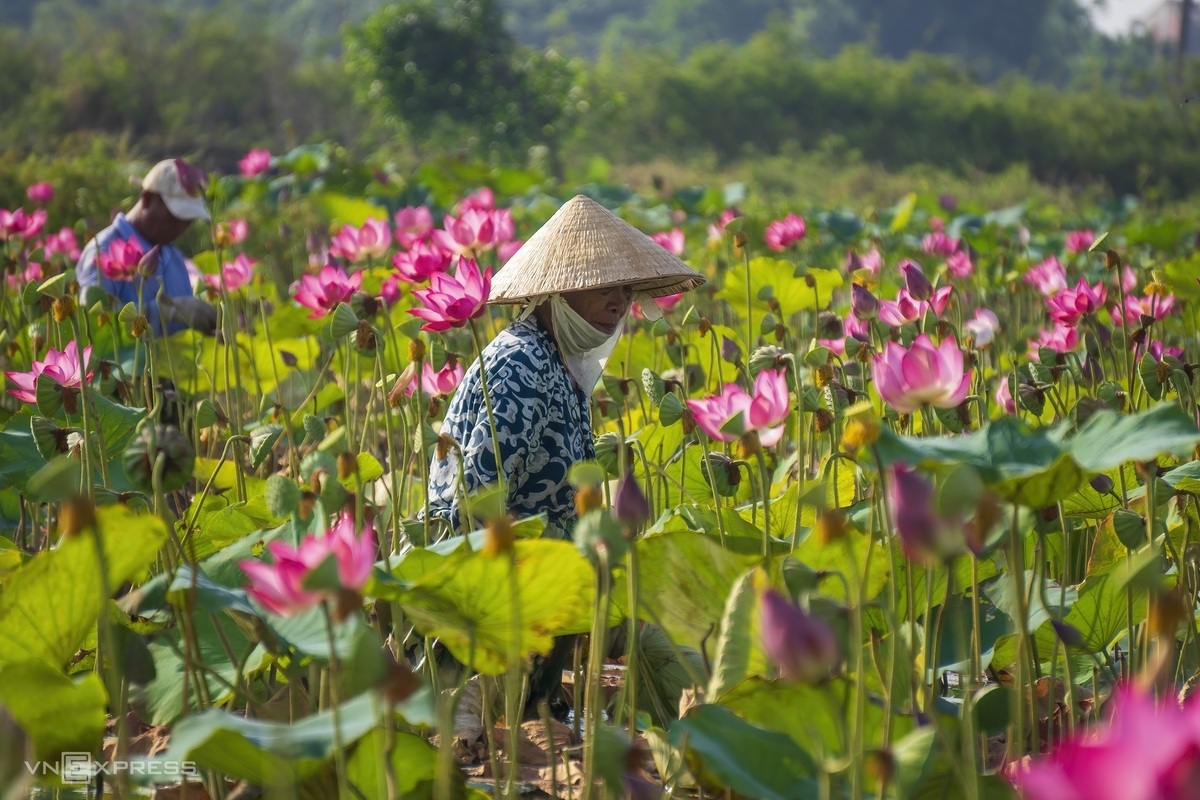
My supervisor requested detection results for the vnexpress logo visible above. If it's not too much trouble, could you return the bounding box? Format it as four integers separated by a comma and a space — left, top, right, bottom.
24, 754, 198, 784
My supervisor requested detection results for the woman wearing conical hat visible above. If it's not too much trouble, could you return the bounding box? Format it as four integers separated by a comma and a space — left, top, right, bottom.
425, 195, 704, 538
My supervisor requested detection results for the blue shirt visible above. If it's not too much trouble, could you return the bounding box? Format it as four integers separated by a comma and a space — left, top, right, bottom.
76, 213, 194, 335
426, 316, 595, 537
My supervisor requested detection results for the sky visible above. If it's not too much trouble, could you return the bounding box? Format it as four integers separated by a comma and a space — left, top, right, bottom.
1089, 0, 1170, 35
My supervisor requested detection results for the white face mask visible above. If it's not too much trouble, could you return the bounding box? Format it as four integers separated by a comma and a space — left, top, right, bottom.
548, 294, 613, 355
520, 293, 629, 392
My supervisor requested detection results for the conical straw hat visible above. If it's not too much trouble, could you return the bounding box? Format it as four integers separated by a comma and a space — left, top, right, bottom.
488, 195, 706, 304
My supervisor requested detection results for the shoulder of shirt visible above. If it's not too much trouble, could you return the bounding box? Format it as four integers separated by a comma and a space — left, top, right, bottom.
476, 319, 563, 387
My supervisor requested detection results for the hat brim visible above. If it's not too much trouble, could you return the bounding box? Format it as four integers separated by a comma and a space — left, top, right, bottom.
161, 194, 210, 222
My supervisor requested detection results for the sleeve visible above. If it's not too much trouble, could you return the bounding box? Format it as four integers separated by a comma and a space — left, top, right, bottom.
459, 351, 550, 502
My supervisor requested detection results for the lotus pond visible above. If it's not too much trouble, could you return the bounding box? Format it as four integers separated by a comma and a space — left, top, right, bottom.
5, 149, 1200, 799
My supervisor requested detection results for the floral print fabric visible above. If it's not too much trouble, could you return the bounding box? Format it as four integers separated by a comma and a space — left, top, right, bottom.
426, 316, 593, 536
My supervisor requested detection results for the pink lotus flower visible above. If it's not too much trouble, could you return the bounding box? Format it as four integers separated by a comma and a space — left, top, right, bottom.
1046, 278, 1106, 326
922, 230, 958, 256
1029, 324, 1080, 360
6, 341, 93, 404
391, 241, 452, 285
456, 187, 495, 213
0, 208, 48, 240
217, 219, 248, 244
631, 292, 685, 320
293, 264, 362, 318
1116, 293, 1175, 326
431, 209, 506, 257
26, 182, 53, 205
1121, 265, 1138, 293
946, 251, 974, 279
928, 285, 953, 316
872, 334, 971, 413
1011, 688, 1200, 800
845, 248, 883, 276
207, 253, 256, 291
1142, 340, 1185, 363
5, 262, 42, 291
240, 514, 376, 617
1024, 256, 1068, 297
878, 290, 924, 327
41, 227, 80, 261
408, 257, 492, 332
650, 229, 685, 256
408, 360, 464, 397
98, 238, 146, 281
330, 218, 392, 263
394, 206, 433, 248
764, 213, 806, 251
844, 312, 870, 343
379, 274, 402, 308
964, 308, 1000, 347
685, 368, 791, 447
994, 378, 1016, 414
238, 148, 271, 178
760, 588, 839, 683
1064, 228, 1095, 254
498, 239, 522, 264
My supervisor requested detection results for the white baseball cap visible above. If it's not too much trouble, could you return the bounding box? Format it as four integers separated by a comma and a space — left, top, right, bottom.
142, 159, 210, 222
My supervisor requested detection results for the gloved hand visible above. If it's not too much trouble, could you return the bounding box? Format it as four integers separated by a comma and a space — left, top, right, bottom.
161, 295, 218, 335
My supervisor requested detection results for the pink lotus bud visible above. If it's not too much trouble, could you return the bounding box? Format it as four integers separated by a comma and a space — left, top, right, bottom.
612, 472, 651, 527
760, 589, 839, 683
851, 283, 879, 321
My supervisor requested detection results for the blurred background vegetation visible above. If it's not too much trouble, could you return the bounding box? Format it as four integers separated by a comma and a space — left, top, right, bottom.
2, 0, 1198, 211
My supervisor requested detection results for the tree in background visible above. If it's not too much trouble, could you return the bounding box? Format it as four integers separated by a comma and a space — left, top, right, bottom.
345, 0, 590, 172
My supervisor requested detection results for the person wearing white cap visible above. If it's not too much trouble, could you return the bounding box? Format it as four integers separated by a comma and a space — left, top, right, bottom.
424, 194, 705, 539
77, 158, 217, 335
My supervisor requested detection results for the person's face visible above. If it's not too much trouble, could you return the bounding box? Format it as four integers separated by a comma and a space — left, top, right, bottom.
561, 285, 633, 336
141, 192, 194, 245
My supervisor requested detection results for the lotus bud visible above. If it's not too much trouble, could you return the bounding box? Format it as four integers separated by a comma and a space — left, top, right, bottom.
612, 472, 651, 528
720, 336, 741, 364
888, 464, 966, 562
1090, 474, 1114, 494
138, 244, 162, 279
760, 588, 840, 683
851, 283, 879, 321
900, 260, 932, 301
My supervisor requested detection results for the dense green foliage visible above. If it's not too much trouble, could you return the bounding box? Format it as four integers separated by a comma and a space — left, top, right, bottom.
1, 0, 1199, 201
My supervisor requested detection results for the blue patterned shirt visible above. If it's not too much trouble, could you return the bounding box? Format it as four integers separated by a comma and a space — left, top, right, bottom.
76, 213, 194, 336
426, 317, 594, 537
